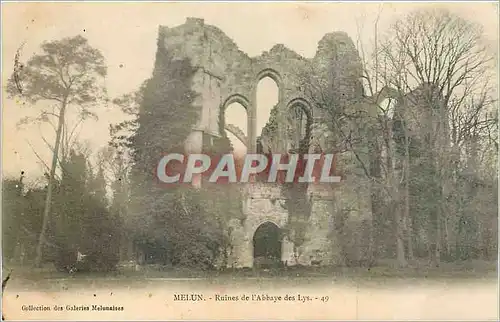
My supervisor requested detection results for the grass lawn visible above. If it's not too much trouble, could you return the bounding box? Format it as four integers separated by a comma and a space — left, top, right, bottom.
3, 259, 497, 288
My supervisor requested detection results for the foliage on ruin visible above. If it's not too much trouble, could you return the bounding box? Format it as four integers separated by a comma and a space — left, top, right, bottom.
109, 28, 245, 269
258, 103, 314, 261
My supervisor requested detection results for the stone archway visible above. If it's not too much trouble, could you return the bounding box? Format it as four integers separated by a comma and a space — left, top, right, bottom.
252, 221, 282, 268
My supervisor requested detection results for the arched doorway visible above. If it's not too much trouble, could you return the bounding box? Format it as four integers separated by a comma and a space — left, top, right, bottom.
253, 221, 282, 268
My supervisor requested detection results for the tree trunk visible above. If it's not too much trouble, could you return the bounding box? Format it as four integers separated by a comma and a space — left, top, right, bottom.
429, 177, 442, 267
368, 134, 383, 261
385, 120, 406, 267
443, 216, 451, 258
404, 129, 414, 261
434, 208, 441, 267
394, 198, 407, 267
34, 102, 67, 268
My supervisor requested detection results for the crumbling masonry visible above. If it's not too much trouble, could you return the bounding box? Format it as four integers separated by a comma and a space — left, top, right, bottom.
160, 17, 373, 267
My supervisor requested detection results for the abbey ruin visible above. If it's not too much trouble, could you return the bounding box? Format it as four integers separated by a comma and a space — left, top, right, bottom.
157, 17, 427, 268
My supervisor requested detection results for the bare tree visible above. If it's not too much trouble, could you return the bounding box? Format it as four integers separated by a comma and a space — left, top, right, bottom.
352, 6, 413, 266
299, 7, 496, 268
299, 6, 414, 267
380, 8, 497, 266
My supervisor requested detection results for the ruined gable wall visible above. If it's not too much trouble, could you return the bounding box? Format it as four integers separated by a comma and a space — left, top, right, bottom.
160, 18, 366, 146
161, 18, 252, 139
161, 18, 316, 152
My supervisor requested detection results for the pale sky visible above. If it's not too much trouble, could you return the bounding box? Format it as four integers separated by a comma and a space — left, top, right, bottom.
2, 2, 498, 181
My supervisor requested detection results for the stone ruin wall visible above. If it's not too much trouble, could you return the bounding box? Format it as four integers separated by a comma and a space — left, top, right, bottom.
158, 17, 372, 267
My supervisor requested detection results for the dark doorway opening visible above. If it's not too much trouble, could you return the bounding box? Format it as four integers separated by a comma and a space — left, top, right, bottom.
253, 222, 282, 268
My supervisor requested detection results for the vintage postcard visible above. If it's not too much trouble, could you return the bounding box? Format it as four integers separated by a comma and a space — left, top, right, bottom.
1, 1, 499, 320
